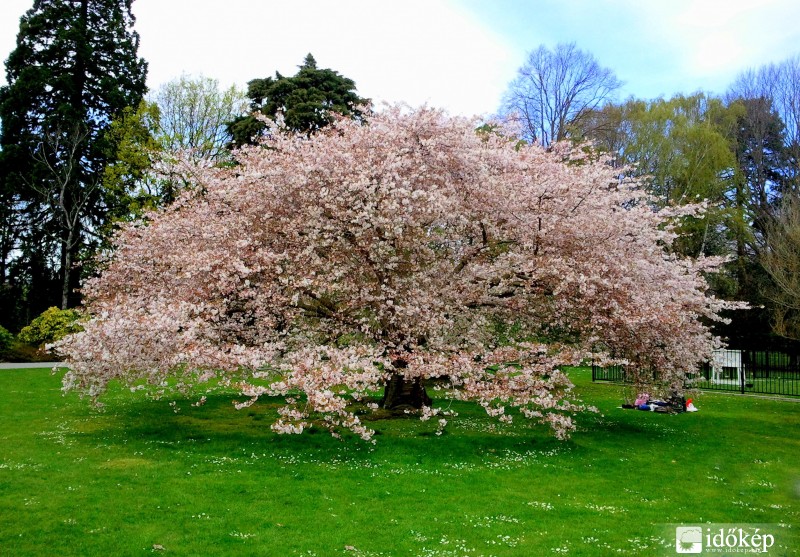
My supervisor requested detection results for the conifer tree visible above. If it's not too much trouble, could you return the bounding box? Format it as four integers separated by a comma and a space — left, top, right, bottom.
0, 0, 147, 318
228, 53, 367, 145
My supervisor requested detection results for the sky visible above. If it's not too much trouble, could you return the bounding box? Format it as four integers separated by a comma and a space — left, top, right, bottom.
1, 0, 799, 117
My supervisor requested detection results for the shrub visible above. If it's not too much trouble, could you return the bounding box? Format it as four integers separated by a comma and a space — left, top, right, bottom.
18, 307, 83, 347
0, 325, 13, 355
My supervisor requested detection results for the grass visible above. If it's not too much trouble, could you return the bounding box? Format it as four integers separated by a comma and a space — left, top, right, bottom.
1, 367, 798, 556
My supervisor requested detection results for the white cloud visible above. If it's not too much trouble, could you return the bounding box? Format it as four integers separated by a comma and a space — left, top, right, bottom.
135, 0, 517, 116
0, 0, 32, 85
2, 0, 798, 111
605, 0, 800, 94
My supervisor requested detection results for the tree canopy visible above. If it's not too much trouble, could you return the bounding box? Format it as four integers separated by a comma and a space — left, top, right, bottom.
58, 108, 739, 441
584, 94, 740, 257
102, 75, 249, 224
0, 0, 147, 324
501, 42, 622, 146
152, 75, 247, 162
227, 53, 368, 145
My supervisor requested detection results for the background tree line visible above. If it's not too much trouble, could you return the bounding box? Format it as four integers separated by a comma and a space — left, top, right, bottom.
0, 1, 364, 339
1, 2, 798, 354
501, 43, 800, 349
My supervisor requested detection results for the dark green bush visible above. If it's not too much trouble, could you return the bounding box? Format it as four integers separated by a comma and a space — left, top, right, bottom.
0, 325, 13, 355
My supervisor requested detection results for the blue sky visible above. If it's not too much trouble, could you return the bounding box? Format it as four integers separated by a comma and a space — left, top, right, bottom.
2, 0, 799, 116
462, 0, 800, 100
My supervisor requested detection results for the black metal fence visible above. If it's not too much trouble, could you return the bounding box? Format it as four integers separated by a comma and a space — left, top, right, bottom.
592, 349, 800, 397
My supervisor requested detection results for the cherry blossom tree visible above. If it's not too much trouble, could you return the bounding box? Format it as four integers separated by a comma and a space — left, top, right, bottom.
57, 107, 740, 441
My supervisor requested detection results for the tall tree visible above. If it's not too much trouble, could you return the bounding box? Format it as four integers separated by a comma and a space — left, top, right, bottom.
500, 42, 622, 146
761, 192, 800, 341
151, 75, 247, 163
728, 97, 787, 223
228, 53, 368, 145
0, 0, 147, 318
58, 108, 741, 441
723, 68, 798, 348
729, 55, 800, 193
579, 94, 740, 257
725, 97, 787, 296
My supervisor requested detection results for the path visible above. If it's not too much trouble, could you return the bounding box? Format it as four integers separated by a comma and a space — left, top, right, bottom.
0, 362, 67, 369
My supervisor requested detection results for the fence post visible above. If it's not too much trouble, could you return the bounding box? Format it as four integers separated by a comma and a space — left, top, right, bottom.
739, 361, 746, 394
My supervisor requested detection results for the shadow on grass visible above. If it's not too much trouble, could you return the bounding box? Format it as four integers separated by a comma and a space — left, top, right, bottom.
70, 388, 575, 471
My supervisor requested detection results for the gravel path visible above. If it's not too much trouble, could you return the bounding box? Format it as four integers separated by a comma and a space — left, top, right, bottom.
0, 362, 66, 369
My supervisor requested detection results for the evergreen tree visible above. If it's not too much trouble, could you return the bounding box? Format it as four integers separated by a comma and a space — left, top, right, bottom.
717, 96, 794, 348
0, 0, 147, 322
228, 53, 368, 145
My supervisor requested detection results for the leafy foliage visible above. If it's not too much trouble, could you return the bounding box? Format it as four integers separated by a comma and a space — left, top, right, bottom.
228, 53, 368, 144
575, 94, 741, 257
0, 0, 148, 315
0, 325, 13, 355
102, 100, 164, 225
18, 307, 83, 347
152, 75, 247, 162
564, 60, 800, 351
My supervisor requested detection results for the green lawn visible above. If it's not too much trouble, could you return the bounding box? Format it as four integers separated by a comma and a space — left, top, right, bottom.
1, 367, 797, 556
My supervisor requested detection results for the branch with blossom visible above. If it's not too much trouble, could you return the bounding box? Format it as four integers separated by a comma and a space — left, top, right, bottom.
56, 107, 743, 441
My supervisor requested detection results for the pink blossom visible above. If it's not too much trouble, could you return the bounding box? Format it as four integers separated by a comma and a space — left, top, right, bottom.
56, 107, 742, 441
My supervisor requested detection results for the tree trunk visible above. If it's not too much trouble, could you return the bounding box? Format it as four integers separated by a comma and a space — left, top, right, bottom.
61, 231, 74, 310
380, 373, 432, 410
379, 357, 431, 410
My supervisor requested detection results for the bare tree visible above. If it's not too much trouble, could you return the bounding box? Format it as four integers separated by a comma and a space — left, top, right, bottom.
773, 57, 800, 155
761, 192, 800, 340
729, 54, 800, 191
501, 42, 623, 146
31, 124, 100, 309
775, 56, 800, 192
